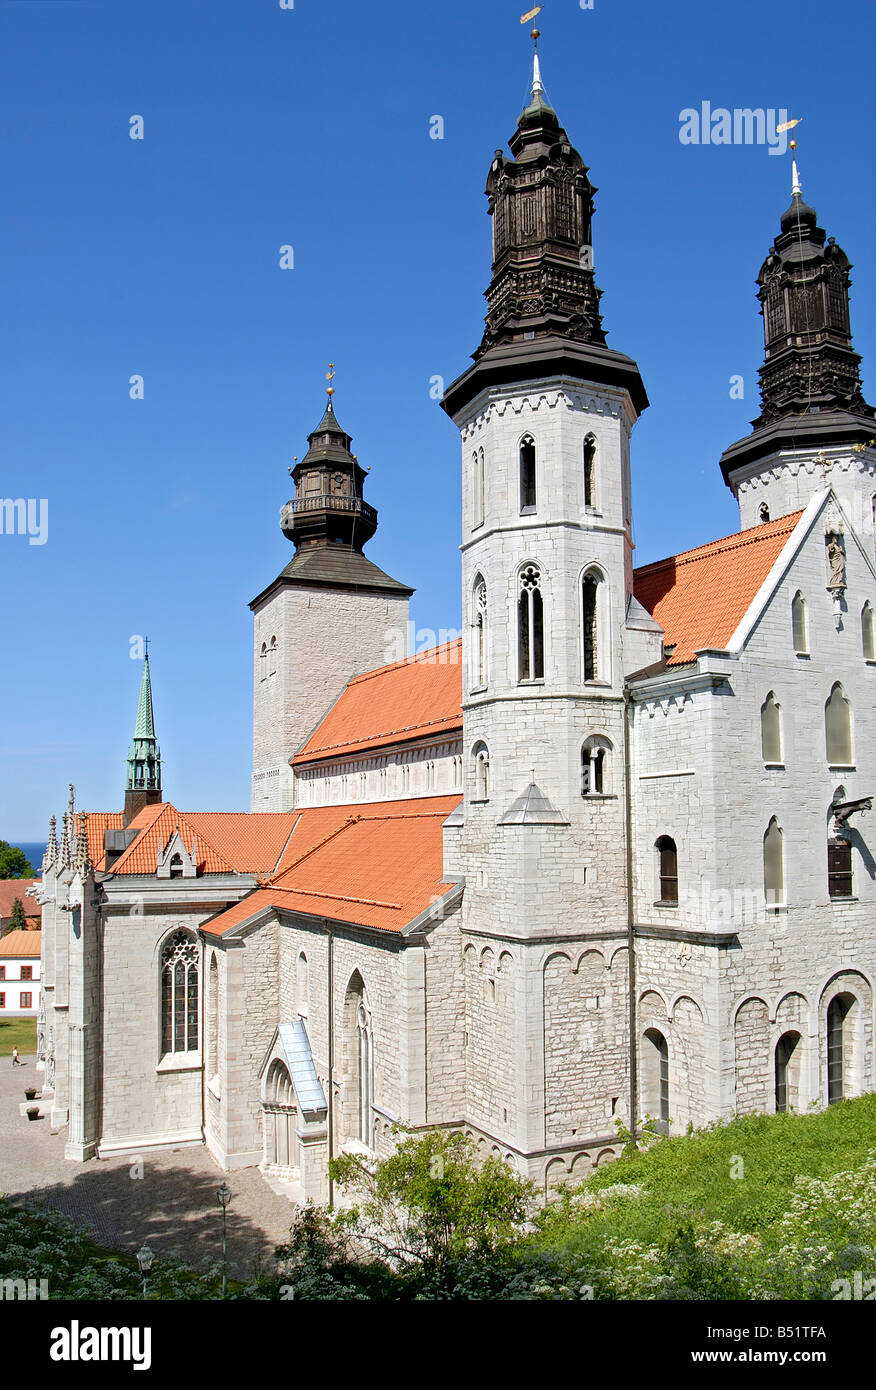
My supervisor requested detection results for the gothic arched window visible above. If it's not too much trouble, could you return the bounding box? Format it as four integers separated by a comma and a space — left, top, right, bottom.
519, 435, 536, 512
642, 1028, 670, 1127
775, 1031, 801, 1113
518, 565, 544, 680
260, 642, 268, 682
656, 836, 678, 905
583, 434, 597, 509
761, 692, 782, 764
582, 569, 602, 681
161, 930, 199, 1054
473, 741, 490, 801
297, 952, 309, 1018
763, 817, 785, 908
862, 603, 875, 661
472, 575, 488, 688
827, 994, 855, 1103
792, 592, 809, 655
582, 735, 612, 796
825, 682, 853, 766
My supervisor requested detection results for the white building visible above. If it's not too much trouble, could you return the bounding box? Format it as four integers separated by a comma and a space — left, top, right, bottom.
34, 51, 874, 1197
1, 931, 41, 1017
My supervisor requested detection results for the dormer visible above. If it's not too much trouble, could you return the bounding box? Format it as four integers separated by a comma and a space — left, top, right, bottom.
156, 828, 198, 880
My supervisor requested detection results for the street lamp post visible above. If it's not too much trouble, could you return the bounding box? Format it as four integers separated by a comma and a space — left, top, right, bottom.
216, 1183, 232, 1299
136, 1244, 154, 1300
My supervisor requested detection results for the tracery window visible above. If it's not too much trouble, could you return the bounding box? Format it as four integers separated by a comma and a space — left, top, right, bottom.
161, 931, 199, 1054
473, 449, 485, 529
518, 565, 544, 680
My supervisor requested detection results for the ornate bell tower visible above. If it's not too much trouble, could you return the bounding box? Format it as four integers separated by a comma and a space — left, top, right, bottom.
720, 161, 875, 530
441, 37, 653, 1176
250, 382, 413, 810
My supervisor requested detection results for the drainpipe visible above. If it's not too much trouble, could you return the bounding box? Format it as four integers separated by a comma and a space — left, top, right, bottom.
624, 685, 638, 1145
326, 921, 334, 1209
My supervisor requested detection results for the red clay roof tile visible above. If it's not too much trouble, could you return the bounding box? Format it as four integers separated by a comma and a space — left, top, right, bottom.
633, 511, 803, 666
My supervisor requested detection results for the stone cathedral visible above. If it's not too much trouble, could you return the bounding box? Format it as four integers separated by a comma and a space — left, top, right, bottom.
34, 52, 875, 1201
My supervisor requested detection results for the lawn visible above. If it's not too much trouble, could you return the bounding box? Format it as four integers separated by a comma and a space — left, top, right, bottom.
0, 1017, 37, 1056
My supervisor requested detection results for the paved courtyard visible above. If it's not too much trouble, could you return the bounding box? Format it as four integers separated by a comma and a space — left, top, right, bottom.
0, 1056, 297, 1280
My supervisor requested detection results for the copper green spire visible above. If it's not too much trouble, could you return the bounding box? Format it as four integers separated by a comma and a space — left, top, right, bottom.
126, 651, 162, 798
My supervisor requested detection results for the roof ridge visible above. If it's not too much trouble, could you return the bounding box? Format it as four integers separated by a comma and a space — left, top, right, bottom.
271, 815, 362, 881
634, 511, 803, 577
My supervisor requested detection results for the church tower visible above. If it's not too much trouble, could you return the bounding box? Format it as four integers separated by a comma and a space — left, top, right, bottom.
250, 388, 413, 810
124, 651, 162, 825
720, 161, 875, 532
441, 39, 652, 1176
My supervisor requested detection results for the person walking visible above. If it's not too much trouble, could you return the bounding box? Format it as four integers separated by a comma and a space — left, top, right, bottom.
11, 1047, 21, 1066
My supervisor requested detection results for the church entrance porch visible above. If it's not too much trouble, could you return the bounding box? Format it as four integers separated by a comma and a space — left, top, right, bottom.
258, 1022, 329, 1204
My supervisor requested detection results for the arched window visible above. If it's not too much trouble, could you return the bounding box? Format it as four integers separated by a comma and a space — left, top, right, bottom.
792, 592, 808, 654
357, 1001, 373, 1144
582, 570, 602, 681
825, 682, 853, 765
518, 565, 544, 680
169, 853, 184, 880
583, 434, 597, 509
260, 642, 267, 681
582, 736, 612, 796
642, 1028, 670, 1127
268, 635, 277, 676
760, 692, 782, 764
759, 501, 771, 523
763, 817, 785, 907
827, 994, 854, 1103
775, 1031, 801, 1113
297, 952, 309, 1018
519, 435, 536, 511
472, 448, 485, 529
656, 836, 678, 905
161, 930, 199, 1054
473, 741, 490, 801
828, 836, 853, 899
472, 575, 488, 688
862, 603, 875, 660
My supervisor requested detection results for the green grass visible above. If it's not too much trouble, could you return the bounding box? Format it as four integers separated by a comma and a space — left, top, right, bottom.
539, 1094, 876, 1251
0, 1017, 37, 1057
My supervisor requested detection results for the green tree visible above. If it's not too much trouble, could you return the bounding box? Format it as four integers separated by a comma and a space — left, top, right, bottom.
3, 897, 28, 936
0, 842, 36, 879
329, 1129, 534, 1275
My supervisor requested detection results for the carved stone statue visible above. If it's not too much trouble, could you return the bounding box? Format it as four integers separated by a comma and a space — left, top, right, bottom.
827, 534, 847, 589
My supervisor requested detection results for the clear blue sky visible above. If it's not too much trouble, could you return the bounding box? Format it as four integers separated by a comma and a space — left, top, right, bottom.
1, 0, 873, 839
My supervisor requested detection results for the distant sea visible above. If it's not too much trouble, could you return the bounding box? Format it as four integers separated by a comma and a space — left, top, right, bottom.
15, 844, 46, 873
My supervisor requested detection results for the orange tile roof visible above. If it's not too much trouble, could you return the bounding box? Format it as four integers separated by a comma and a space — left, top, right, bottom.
75, 812, 125, 872
293, 640, 463, 766
108, 804, 297, 876
0, 929, 42, 957
203, 795, 462, 936
633, 511, 803, 666
0, 880, 41, 922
